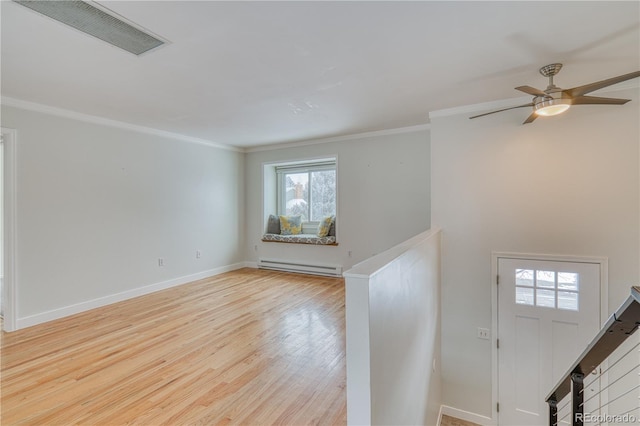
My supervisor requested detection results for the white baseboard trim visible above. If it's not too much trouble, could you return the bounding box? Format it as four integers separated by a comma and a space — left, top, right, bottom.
440, 405, 494, 426
243, 261, 258, 269
15, 262, 246, 330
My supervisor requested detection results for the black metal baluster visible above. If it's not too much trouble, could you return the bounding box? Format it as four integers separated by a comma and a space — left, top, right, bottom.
548, 398, 557, 426
571, 373, 584, 426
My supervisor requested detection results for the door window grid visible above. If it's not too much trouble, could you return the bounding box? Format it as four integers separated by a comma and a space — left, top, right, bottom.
515, 269, 579, 311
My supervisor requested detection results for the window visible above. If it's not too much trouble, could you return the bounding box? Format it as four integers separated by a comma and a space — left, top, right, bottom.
276, 159, 336, 223
515, 269, 579, 311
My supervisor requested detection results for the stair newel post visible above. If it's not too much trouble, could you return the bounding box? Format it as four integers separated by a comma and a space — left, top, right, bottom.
571, 373, 584, 426
548, 398, 557, 426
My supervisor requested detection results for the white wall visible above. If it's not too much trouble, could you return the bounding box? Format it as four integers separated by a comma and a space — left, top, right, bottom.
430, 87, 640, 418
245, 129, 430, 270
0, 140, 3, 280
1, 105, 245, 327
344, 229, 442, 426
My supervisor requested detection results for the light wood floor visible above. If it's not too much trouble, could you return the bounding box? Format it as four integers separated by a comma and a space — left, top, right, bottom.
1, 268, 346, 425
440, 415, 482, 426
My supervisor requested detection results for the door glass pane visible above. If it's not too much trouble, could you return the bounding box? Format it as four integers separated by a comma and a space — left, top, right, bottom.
516, 287, 534, 306
558, 291, 579, 311
558, 272, 579, 291
536, 270, 556, 288
516, 269, 534, 286
536, 289, 556, 308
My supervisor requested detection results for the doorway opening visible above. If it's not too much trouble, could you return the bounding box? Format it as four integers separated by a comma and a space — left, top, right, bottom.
491, 252, 608, 425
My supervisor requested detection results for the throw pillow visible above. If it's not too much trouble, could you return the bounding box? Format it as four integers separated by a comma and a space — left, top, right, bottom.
317, 215, 334, 237
279, 215, 302, 235
267, 214, 281, 234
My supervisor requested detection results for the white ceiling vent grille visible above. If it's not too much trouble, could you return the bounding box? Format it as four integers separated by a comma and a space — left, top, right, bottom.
13, 0, 167, 55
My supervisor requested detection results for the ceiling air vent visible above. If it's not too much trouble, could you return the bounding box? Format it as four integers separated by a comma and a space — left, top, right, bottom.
13, 0, 167, 55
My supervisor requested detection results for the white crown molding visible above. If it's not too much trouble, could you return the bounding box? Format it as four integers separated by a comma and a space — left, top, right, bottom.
1, 96, 241, 152
2, 96, 430, 153
7, 77, 635, 151
429, 96, 531, 120
429, 79, 640, 120
244, 123, 431, 153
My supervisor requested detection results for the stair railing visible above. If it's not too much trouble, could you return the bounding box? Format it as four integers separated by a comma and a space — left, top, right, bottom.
546, 286, 640, 426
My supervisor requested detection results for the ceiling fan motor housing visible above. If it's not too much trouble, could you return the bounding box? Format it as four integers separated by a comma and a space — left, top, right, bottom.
539, 63, 563, 77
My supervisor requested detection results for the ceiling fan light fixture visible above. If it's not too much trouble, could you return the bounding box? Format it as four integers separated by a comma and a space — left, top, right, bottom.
534, 97, 571, 116
470, 64, 640, 124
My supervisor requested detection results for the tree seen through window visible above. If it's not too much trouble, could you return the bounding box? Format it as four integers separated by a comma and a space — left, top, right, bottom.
284, 170, 336, 221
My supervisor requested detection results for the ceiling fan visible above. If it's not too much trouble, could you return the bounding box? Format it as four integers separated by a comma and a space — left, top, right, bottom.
470, 63, 640, 124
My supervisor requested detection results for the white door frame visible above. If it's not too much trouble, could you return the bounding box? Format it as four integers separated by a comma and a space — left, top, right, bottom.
1, 127, 18, 332
490, 252, 608, 425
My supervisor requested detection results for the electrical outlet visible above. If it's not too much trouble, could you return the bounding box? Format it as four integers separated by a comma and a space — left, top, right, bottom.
196, 250, 201, 259
477, 328, 490, 340
158, 258, 164, 267
348, 250, 352, 257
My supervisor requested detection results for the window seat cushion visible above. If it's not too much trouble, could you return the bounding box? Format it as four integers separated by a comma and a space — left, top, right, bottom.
262, 233, 337, 245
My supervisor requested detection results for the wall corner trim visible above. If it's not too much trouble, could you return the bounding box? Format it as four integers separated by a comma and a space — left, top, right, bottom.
1, 127, 18, 332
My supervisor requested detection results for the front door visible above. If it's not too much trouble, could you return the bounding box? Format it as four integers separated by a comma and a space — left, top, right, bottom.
498, 257, 602, 425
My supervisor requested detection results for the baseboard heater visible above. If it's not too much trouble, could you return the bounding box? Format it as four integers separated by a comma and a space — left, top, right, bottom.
258, 258, 343, 277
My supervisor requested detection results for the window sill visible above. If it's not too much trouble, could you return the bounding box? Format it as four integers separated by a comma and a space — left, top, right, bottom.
262, 233, 338, 246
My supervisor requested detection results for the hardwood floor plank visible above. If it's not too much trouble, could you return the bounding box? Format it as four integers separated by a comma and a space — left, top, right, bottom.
1, 268, 346, 425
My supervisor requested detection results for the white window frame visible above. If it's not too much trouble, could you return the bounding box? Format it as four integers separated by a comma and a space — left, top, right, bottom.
275, 158, 336, 232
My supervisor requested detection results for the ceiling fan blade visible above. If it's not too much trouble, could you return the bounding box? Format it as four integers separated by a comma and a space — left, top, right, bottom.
570, 95, 630, 105
469, 103, 533, 119
515, 85, 547, 97
566, 71, 640, 97
523, 112, 538, 124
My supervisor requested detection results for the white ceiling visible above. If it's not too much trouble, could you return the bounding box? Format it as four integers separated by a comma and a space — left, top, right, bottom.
2, 1, 639, 148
